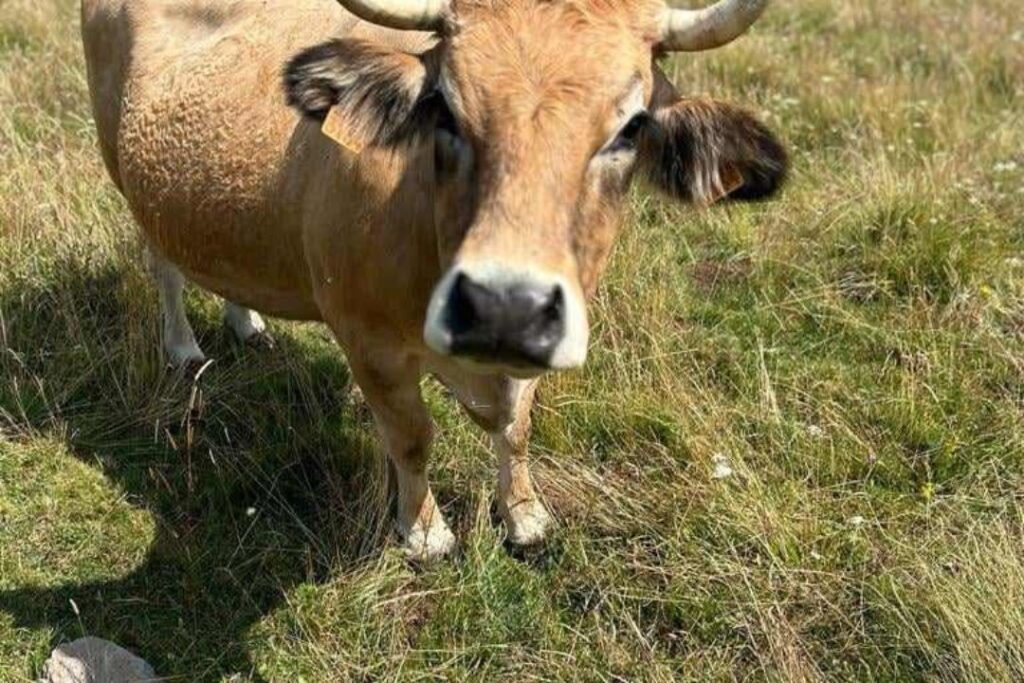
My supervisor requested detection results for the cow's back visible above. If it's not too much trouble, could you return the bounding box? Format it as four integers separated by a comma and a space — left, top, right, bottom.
81, 0, 354, 317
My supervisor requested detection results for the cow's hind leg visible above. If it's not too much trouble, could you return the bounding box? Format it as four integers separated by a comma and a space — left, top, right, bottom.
149, 251, 205, 369
224, 301, 274, 348
348, 349, 455, 560
440, 370, 552, 546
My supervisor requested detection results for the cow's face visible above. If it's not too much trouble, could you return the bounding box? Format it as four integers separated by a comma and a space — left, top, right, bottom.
286, 0, 787, 377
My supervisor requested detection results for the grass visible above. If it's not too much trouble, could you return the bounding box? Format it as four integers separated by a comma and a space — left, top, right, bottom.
1, 0, 1023, 680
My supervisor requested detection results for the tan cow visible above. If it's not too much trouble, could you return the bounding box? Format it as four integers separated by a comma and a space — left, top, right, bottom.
82, 0, 787, 559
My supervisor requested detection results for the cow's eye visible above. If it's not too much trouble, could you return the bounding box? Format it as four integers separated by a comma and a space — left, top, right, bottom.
433, 96, 466, 174
604, 112, 650, 154
434, 97, 459, 137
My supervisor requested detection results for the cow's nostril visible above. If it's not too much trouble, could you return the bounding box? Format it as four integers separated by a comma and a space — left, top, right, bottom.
444, 273, 566, 368
542, 286, 564, 324
447, 273, 494, 337
516, 284, 564, 348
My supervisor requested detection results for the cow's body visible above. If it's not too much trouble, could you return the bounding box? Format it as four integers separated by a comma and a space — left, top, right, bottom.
82, 0, 787, 559
84, 0, 434, 326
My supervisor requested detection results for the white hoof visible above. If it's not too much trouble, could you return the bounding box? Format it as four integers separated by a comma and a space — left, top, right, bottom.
242, 329, 276, 350
503, 499, 552, 547
224, 304, 273, 347
401, 519, 456, 561
165, 341, 206, 370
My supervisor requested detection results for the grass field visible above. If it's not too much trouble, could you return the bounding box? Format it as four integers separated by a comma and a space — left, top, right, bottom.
2, 0, 1023, 680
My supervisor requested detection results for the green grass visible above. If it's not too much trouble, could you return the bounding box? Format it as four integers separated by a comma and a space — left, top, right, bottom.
2, 0, 1023, 680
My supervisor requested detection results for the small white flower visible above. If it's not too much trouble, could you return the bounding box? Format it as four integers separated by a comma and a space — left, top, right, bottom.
806, 424, 824, 438
711, 454, 734, 480
847, 515, 866, 528
246, 507, 257, 517
993, 161, 1019, 173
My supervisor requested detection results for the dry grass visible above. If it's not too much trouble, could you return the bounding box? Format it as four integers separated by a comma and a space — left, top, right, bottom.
2, 0, 1024, 680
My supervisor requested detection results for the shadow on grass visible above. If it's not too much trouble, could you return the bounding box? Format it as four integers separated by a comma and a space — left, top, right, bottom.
0, 259, 395, 681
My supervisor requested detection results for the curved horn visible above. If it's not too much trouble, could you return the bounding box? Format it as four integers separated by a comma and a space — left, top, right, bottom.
336, 0, 448, 31
659, 0, 769, 52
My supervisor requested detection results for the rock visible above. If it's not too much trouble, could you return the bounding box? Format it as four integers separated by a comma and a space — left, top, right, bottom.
38, 637, 157, 683
710, 453, 734, 480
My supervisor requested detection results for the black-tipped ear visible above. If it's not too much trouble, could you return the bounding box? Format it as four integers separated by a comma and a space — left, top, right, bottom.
639, 98, 788, 205
283, 39, 439, 147
284, 41, 353, 120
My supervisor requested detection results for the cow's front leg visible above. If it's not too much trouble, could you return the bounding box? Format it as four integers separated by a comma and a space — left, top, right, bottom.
349, 352, 455, 560
439, 370, 552, 546
492, 380, 551, 546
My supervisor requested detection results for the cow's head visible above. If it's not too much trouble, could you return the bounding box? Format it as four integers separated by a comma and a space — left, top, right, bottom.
285, 0, 787, 376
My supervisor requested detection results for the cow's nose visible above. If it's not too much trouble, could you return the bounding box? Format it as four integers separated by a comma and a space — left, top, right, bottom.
445, 272, 565, 368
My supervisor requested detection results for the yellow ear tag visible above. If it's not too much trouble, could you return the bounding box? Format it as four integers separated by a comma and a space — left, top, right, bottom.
321, 105, 365, 155
705, 165, 745, 206
721, 165, 746, 196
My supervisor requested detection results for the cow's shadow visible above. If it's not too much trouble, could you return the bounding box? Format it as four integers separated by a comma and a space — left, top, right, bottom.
0, 258, 398, 681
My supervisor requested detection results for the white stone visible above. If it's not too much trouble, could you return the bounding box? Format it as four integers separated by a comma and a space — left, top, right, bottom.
806, 424, 825, 438
711, 453, 734, 480
38, 638, 157, 683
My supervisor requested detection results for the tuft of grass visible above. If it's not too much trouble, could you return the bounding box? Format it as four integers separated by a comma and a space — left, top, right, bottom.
2, 0, 1024, 681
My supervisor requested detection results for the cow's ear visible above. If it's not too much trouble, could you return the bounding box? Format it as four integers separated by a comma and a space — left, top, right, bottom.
283, 39, 439, 149
639, 98, 788, 205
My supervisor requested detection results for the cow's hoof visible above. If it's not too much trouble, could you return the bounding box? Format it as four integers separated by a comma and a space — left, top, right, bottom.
402, 520, 456, 562
225, 307, 272, 348
166, 344, 207, 374
503, 499, 552, 547
242, 329, 276, 350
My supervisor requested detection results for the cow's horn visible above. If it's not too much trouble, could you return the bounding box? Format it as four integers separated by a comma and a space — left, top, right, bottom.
336, 0, 448, 31
659, 0, 769, 52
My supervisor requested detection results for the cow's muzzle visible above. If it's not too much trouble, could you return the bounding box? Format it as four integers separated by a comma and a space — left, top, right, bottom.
424, 264, 589, 373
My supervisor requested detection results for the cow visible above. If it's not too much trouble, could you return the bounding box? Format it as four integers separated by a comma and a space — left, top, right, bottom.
81, 0, 787, 560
